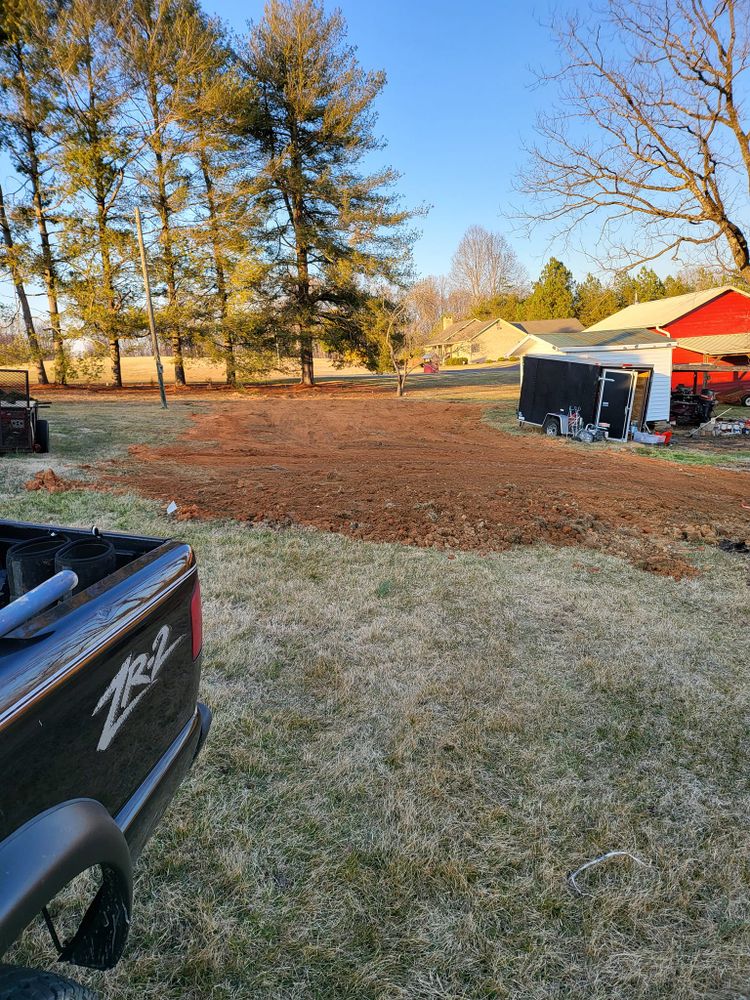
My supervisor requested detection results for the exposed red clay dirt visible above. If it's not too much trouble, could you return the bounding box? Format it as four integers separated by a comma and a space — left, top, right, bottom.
78, 398, 750, 577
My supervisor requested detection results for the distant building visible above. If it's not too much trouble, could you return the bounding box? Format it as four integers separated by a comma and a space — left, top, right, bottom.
425, 316, 582, 362
585, 284, 750, 389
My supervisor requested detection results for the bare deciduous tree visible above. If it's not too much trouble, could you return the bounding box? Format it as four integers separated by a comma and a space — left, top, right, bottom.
522, 0, 750, 280
407, 275, 450, 336
449, 225, 526, 305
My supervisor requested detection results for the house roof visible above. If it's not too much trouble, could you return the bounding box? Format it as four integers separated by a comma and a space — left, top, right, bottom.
511, 318, 584, 336
425, 318, 476, 346
513, 327, 673, 354
426, 317, 508, 346
675, 332, 750, 355
585, 285, 750, 332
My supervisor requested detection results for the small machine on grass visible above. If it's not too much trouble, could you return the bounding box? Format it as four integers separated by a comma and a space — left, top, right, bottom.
0, 369, 49, 454
669, 384, 716, 426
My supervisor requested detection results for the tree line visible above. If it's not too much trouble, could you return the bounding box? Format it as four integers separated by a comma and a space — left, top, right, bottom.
0, 0, 416, 387
408, 225, 747, 339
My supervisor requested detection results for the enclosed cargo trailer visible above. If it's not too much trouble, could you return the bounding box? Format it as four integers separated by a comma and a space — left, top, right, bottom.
518, 354, 654, 441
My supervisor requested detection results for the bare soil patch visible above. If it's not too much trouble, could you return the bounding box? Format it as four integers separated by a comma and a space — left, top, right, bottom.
83, 398, 750, 576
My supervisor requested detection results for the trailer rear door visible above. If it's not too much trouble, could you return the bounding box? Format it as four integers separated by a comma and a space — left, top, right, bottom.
596, 369, 635, 440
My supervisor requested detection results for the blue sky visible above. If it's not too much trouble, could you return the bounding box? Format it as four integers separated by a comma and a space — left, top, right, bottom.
217, 0, 572, 283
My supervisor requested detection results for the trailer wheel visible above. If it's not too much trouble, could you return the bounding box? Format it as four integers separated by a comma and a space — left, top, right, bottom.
34, 419, 50, 454
543, 417, 560, 437
0, 965, 98, 999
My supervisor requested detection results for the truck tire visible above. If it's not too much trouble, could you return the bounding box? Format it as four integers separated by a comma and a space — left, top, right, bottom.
742, 394, 750, 407
0, 966, 98, 1000
34, 420, 50, 454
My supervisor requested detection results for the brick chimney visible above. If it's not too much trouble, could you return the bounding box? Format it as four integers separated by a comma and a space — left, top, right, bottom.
442, 314, 454, 330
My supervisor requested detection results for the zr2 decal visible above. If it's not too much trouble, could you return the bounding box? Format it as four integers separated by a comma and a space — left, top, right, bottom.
93, 625, 184, 751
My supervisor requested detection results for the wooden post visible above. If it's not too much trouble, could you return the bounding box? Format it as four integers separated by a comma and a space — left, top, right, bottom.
135, 207, 168, 409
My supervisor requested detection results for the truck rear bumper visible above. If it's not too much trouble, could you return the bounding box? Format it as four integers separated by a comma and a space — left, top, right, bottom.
115, 702, 212, 859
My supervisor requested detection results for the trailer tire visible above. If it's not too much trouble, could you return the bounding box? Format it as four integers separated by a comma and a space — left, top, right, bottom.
35, 420, 50, 454
0, 965, 98, 1000
543, 417, 560, 437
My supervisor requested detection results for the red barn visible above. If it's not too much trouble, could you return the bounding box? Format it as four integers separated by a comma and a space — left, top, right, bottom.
586, 286, 750, 398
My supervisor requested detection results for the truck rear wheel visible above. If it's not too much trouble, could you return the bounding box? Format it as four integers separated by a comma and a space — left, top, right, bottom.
0, 965, 98, 1000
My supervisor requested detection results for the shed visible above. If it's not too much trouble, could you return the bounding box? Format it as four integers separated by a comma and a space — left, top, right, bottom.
585, 285, 750, 388
510, 327, 674, 422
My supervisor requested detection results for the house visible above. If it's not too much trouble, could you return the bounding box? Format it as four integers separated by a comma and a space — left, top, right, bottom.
425, 316, 583, 362
510, 327, 675, 422
585, 285, 750, 388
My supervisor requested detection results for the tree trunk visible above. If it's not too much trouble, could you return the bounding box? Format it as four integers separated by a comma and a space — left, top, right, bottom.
0, 184, 48, 384
224, 328, 236, 386
290, 136, 315, 386
30, 168, 66, 384
109, 335, 122, 388
199, 150, 235, 385
17, 47, 66, 383
97, 218, 122, 388
149, 87, 185, 386
721, 219, 750, 282
300, 337, 314, 386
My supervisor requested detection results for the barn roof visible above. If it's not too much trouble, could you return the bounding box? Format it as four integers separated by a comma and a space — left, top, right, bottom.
585, 285, 750, 331
674, 332, 750, 354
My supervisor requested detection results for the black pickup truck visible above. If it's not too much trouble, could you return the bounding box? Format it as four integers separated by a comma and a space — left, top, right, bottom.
0, 519, 211, 999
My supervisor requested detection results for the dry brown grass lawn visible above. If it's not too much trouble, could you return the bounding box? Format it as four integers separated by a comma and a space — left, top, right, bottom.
17, 356, 376, 385
3, 403, 750, 998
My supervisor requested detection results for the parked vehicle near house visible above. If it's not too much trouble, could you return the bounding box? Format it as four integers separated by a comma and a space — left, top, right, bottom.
0, 519, 210, 1000
712, 380, 750, 407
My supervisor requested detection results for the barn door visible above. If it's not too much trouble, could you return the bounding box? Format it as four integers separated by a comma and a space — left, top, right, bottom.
596, 369, 636, 440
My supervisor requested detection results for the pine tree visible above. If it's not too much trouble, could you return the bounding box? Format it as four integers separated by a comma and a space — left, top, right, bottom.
525, 258, 575, 319
176, 9, 260, 385
244, 0, 415, 385
573, 274, 619, 328
53, 0, 133, 387
0, 183, 48, 382
118, 0, 206, 386
0, 0, 67, 382
614, 267, 666, 307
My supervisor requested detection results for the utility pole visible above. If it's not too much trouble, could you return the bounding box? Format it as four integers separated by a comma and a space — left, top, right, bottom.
135, 207, 168, 408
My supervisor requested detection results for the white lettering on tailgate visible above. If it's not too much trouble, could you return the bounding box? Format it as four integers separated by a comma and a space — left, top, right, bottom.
93, 625, 184, 751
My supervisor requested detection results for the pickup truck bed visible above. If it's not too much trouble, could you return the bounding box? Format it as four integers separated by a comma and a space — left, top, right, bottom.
0, 519, 210, 983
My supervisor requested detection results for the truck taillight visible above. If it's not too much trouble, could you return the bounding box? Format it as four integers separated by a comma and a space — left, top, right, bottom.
190, 579, 203, 659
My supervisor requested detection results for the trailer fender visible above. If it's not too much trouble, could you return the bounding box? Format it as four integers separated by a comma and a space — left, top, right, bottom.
0, 799, 132, 970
